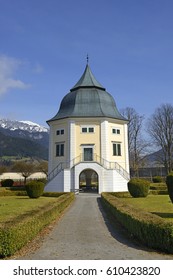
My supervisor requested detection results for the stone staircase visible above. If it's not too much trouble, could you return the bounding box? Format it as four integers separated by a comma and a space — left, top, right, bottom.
48, 153, 130, 183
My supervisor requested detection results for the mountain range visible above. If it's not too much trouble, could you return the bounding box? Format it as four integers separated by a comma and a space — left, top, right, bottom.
0, 119, 49, 160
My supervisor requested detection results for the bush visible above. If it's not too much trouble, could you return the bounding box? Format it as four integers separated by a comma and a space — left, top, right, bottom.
0, 193, 75, 257
1, 179, 14, 188
101, 193, 173, 254
25, 181, 45, 198
166, 171, 173, 203
43, 192, 65, 197
128, 178, 150, 197
152, 176, 163, 183
0, 190, 27, 196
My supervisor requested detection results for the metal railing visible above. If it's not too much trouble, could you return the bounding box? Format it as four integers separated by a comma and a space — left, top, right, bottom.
48, 153, 130, 182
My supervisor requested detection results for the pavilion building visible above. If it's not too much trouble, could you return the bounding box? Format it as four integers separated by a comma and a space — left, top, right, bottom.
45, 63, 130, 193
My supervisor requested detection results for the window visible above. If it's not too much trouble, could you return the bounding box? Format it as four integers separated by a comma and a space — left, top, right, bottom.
82, 127, 87, 133
89, 127, 94, 133
81, 126, 95, 133
113, 143, 121, 156
56, 129, 64, 135
56, 143, 64, 157
112, 128, 120, 134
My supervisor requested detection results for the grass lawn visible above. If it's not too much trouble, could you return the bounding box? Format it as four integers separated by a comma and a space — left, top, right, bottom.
0, 196, 60, 223
120, 195, 173, 222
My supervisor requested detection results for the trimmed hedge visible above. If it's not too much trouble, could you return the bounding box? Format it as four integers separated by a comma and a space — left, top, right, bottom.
0, 190, 66, 197
150, 182, 168, 195
42, 192, 65, 197
152, 176, 163, 183
128, 178, 150, 197
166, 172, 173, 203
1, 179, 14, 188
149, 190, 168, 195
0, 190, 27, 196
101, 192, 173, 254
0, 193, 75, 257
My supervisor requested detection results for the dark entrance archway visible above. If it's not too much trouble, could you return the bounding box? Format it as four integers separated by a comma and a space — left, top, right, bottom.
79, 169, 99, 193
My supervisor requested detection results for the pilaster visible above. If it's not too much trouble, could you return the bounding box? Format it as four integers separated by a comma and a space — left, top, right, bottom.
101, 120, 109, 161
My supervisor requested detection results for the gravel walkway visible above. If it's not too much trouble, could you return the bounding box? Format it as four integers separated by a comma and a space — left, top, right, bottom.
19, 193, 173, 260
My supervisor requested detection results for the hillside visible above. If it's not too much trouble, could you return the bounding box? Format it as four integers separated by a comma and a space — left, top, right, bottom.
0, 131, 48, 160
0, 119, 49, 160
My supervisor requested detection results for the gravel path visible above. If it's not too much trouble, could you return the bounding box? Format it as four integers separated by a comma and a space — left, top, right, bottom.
20, 193, 173, 260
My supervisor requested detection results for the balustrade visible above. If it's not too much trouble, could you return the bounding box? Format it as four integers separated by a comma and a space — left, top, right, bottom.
48, 153, 129, 182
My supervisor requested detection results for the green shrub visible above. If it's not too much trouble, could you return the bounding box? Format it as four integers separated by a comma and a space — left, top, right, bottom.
1, 179, 14, 188
166, 171, 173, 203
0, 190, 27, 196
153, 176, 163, 183
25, 181, 45, 198
128, 178, 150, 197
43, 192, 65, 197
6, 186, 26, 191
0, 193, 75, 257
149, 190, 168, 195
101, 193, 173, 254
109, 192, 130, 198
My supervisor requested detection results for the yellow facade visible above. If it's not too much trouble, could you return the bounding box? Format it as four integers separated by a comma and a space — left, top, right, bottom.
75, 119, 101, 158
49, 117, 128, 172
50, 120, 69, 170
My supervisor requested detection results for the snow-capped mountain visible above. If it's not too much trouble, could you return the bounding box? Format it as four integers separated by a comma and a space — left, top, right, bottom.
0, 119, 49, 133
0, 118, 49, 149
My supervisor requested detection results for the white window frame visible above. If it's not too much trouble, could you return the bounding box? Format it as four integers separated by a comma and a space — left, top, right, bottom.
112, 142, 121, 156
81, 144, 95, 161
56, 142, 65, 157
81, 125, 95, 133
56, 128, 64, 135
112, 128, 121, 135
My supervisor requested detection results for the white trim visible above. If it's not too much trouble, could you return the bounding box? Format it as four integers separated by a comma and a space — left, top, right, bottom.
69, 120, 75, 163
101, 120, 109, 161
112, 127, 121, 134
80, 125, 95, 133
124, 123, 130, 173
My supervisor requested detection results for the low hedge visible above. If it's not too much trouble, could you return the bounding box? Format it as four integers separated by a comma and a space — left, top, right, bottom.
1, 179, 14, 188
152, 176, 163, 183
42, 192, 65, 197
0, 192, 74, 257
101, 192, 173, 254
0, 190, 27, 196
0, 190, 65, 197
149, 190, 168, 195
166, 172, 173, 203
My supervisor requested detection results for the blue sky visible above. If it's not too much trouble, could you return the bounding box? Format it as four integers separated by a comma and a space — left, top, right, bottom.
0, 0, 173, 127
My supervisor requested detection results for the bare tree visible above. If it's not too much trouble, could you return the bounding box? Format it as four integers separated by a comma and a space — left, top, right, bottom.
147, 103, 173, 174
121, 107, 148, 176
36, 161, 48, 178
12, 161, 35, 185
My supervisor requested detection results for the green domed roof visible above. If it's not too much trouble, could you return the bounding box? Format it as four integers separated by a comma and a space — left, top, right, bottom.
48, 64, 126, 122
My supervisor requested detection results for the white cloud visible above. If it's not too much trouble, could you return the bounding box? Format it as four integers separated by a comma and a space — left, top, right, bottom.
0, 55, 30, 95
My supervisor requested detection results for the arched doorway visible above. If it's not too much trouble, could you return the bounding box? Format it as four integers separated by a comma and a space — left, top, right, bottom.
79, 169, 99, 193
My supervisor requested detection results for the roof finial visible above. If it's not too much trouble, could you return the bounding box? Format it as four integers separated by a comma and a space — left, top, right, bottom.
86, 53, 89, 64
